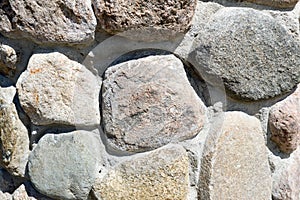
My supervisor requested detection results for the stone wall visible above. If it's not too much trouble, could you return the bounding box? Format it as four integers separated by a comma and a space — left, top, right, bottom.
0, 0, 299, 199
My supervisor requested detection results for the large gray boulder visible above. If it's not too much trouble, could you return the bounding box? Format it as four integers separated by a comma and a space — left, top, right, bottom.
0, 86, 29, 177
198, 112, 272, 199
17, 52, 101, 127
91, 144, 189, 200
190, 7, 300, 101
28, 131, 105, 200
102, 54, 206, 152
0, 0, 96, 45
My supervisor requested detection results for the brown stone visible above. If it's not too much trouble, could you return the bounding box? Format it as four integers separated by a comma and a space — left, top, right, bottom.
269, 85, 300, 153
102, 54, 206, 152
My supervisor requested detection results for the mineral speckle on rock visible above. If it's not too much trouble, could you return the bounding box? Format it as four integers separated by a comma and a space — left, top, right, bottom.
0, 0, 96, 45
0, 86, 29, 177
102, 54, 206, 152
93, 0, 197, 41
269, 84, 300, 153
190, 7, 300, 100
198, 112, 272, 199
91, 144, 189, 200
16, 52, 101, 127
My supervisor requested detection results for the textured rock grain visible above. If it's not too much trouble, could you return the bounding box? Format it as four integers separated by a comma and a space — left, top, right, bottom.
271, 148, 300, 200
0, 87, 29, 177
190, 7, 300, 100
28, 131, 104, 200
17, 52, 101, 127
0, 44, 17, 77
241, 0, 299, 8
0, 0, 96, 45
102, 54, 206, 152
198, 112, 272, 199
93, 0, 197, 41
269, 84, 300, 153
91, 145, 189, 200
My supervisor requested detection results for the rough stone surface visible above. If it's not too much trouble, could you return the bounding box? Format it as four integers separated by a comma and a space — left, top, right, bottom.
198, 112, 272, 199
0, 168, 24, 193
28, 131, 104, 200
0, 191, 11, 200
190, 7, 300, 100
0, 0, 96, 45
102, 54, 206, 152
0, 44, 17, 77
17, 52, 101, 127
241, 0, 299, 8
93, 0, 197, 40
12, 184, 36, 200
91, 144, 189, 200
269, 84, 300, 153
271, 148, 300, 200
0, 86, 29, 177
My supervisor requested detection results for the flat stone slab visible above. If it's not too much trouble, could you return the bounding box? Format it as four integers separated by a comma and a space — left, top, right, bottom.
91, 144, 189, 200
199, 112, 272, 199
102, 54, 206, 152
190, 7, 300, 101
17, 52, 101, 127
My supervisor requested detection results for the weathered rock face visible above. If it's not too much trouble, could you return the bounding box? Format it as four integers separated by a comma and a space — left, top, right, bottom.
91, 145, 189, 200
93, 0, 196, 40
102, 54, 206, 152
190, 7, 300, 101
12, 184, 36, 200
241, 0, 299, 8
199, 112, 272, 199
269, 85, 300, 153
0, 0, 96, 45
0, 44, 17, 77
17, 52, 101, 127
272, 148, 300, 200
28, 131, 104, 200
0, 86, 29, 177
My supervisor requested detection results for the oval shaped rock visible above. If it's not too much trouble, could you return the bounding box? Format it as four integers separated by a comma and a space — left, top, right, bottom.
198, 112, 272, 199
0, 0, 96, 45
28, 131, 104, 200
269, 84, 300, 153
190, 7, 300, 100
93, 0, 196, 41
0, 86, 29, 177
17, 52, 101, 127
102, 54, 206, 152
91, 144, 189, 200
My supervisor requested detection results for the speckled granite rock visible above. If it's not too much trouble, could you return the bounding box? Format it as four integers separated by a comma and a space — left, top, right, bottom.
93, 0, 197, 41
102, 54, 206, 152
198, 112, 272, 199
17, 52, 101, 127
190, 7, 300, 100
0, 0, 96, 45
91, 144, 189, 200
0, 86, 29, 177
269, 84, 300, 153
28, 131, 104, 200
